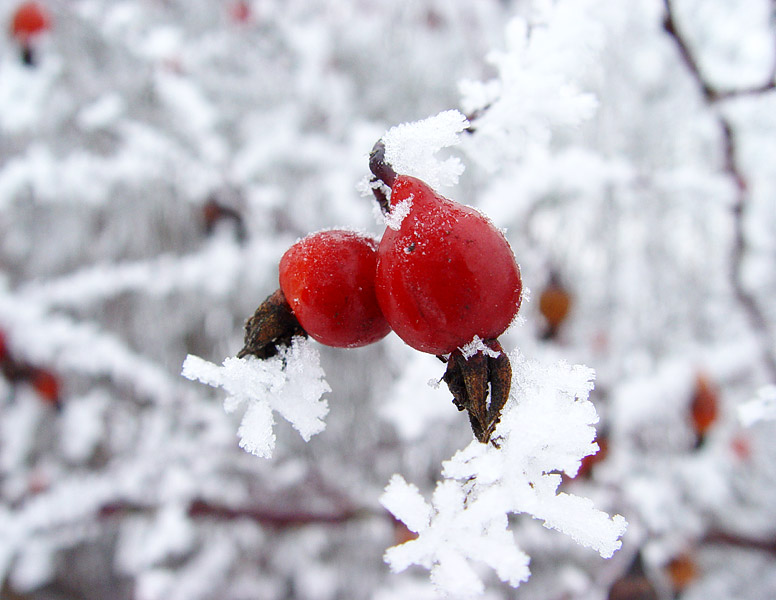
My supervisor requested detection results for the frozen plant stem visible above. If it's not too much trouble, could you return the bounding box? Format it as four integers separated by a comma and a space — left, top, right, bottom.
368, 140, 396, 214
98, 499, 365, 528
662, 0, 776, 382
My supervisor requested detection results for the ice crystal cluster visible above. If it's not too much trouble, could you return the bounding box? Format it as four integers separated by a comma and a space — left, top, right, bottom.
381, 353, 626, 596
183, 337, 330, 458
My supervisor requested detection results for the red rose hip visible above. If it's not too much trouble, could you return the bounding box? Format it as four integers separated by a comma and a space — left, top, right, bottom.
10, 2, 50, 43
376, 175, 522, 355
279, 230, 390, 348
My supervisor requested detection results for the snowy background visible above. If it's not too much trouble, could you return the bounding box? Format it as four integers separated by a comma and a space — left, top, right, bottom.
2, 0, 776, 599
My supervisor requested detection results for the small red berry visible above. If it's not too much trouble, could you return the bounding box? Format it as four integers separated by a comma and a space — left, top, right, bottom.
30, 367, 61, 408
730, 434, 751, 461
690, 373, 718, 437
10, 2, 51, 43
0, 330, 8, 363
229, 1, 252, 23
279, 230, 391, 348
375, 176, 522, 355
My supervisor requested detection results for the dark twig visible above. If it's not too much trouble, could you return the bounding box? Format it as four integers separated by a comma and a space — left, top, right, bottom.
99, 498, 365, 529
662, 0, 776, 381
702, 529, 776, 556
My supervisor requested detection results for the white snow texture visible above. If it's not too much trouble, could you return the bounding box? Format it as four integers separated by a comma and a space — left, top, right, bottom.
182, 337, 330, 458
381, 351, 626, 597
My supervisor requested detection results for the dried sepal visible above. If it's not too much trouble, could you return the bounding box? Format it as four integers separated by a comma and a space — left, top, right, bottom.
237, 289, 306, 360
442, 339, 511, 443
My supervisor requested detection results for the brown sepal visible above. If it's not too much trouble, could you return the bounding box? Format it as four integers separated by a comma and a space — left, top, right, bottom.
237, 289, 306, 360
442, 339, 511, 444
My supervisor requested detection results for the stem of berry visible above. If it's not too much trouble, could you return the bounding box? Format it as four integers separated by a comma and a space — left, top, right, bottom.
237, 289, 307, 359
442, 339, 511, 444
21, 44, 36, 67
368, 140, 396, 214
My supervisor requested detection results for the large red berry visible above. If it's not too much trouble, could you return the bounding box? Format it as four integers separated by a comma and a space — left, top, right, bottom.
279, 229, 391, 348
376, 175, 522, 355
10, 2, 51, 43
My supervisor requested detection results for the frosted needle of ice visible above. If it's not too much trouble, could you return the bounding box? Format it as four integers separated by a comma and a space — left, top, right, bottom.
182, 336, 330, 458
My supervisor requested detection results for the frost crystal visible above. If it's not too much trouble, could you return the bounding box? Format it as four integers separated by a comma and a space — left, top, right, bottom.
739, 385, 776, 426
382, 110, 469, 190
459, 336, 502, 359
181, 337, 330, 458
459, 2, 602, 169
381, 350, 626, 594
385, 194, 413, 231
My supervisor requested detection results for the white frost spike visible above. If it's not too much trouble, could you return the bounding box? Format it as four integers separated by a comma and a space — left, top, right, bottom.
381, 477, 530, 597
459, 336, 502, 359
459, 4, 602, 170
382, 350, 626, 593
182, 336, 330, 458
382, 110, 469, 190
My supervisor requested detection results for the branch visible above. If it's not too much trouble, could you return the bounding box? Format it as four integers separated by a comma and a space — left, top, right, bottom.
663, 0, 776, 102
702, 530, 776, 556
662, 0, 776, 381
98, 498, 368, 529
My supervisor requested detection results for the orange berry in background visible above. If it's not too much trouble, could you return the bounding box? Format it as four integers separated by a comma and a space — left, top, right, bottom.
539, 272, 572, 340
665, 553, 698, 593
10, 1, 51, 43
690, 373, 718, 437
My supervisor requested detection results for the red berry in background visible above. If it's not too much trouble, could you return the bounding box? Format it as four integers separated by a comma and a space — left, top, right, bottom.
576, 434, 609, 479
229, 1, 252, 23
690, 373, 718, 437
10, 1, 51, 43
279, 229, 391, 348
375, 175, 522, 355
730, 434, 751, 461
31, 367, 61, 408
0, 330, 8, 363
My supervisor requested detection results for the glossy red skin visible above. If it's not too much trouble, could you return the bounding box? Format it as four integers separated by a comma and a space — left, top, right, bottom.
11, 2, 51, 42
376, 176, 522, 355
0, 331, 8, 362
279, 230, 391, 348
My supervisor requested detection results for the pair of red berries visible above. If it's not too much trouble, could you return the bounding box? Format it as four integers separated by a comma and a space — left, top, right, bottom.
239, 153, 522, 442
274, 176, 522, 354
